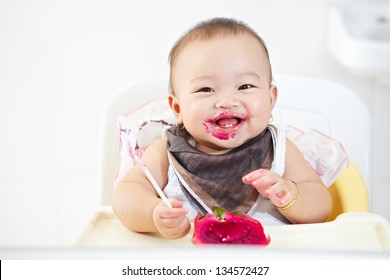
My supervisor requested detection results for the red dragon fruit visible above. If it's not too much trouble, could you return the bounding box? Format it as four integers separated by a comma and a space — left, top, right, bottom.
192, 207, 270, 245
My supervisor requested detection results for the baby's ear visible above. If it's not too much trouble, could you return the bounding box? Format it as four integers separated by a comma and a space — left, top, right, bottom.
168, 94, 183, 123
269, 85, 278, 109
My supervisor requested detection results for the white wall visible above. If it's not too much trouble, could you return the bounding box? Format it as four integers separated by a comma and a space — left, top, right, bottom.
0, 0, 389, 247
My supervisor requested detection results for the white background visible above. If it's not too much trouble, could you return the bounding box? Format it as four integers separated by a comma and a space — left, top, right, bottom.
1, 0, 389, 247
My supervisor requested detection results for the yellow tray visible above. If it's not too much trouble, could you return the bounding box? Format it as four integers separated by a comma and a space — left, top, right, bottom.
74, 206, 390, 252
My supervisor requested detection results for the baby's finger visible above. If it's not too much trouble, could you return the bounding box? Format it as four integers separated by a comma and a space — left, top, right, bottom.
159, 207, 188, 219
158, 214, 186, 229
164, 219, 191, 239
242, 169, 269, 184
267, 182, 295, 207
245, 172, 280, 192
170, 200, 184, 208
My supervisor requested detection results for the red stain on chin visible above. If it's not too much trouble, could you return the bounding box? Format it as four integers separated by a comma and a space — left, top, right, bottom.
211, 132, 231, 140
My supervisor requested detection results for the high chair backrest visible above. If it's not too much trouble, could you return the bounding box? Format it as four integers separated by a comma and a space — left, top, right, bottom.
98, 75, 372, 219
98, 77, 170, 206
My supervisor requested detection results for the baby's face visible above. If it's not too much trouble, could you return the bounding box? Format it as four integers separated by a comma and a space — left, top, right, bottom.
169, 34, 277, 154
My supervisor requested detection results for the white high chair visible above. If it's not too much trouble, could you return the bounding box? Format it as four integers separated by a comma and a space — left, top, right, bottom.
96, 74, 372, 221
73, 74, 385, 249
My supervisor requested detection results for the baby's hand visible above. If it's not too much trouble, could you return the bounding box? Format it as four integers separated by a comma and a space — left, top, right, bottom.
152, 199, 191, 239
242, 169, 296, 209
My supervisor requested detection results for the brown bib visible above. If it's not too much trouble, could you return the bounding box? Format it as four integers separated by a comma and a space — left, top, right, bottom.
166, 126, 273, 214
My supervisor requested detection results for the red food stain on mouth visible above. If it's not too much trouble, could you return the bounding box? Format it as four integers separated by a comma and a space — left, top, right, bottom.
203, 112, 247, 140
215, 118, 239, 128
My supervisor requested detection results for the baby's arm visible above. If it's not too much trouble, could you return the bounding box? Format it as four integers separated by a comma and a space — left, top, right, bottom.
112, 138, 190, 239
243, 139, 332, 223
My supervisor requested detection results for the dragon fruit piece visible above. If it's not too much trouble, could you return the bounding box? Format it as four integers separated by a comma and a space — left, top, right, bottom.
192, 207, 270, 245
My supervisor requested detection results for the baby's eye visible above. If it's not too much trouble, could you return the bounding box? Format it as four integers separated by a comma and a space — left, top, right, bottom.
197, 87, 213, 93
238, 84, 253, 90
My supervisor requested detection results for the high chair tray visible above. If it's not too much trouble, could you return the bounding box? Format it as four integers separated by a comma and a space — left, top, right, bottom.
74, 206, 390, 252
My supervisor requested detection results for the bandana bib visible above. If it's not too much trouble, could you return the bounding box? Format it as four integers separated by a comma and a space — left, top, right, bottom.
166, 126, 274, 215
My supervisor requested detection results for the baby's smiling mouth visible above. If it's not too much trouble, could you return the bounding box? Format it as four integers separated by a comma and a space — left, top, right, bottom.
203, 112, 247, 140
215, 117, 241, 128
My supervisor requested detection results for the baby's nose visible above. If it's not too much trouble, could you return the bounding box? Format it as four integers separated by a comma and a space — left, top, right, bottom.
214, 95, 239, 109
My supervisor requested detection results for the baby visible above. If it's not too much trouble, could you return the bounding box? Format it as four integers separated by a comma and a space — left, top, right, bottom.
113, 18, 332, 239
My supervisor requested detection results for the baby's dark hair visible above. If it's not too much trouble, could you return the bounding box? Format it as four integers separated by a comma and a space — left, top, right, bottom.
168, 17, 273, 91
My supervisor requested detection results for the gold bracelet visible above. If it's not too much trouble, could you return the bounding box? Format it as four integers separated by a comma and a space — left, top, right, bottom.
277, 181, 299, 210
